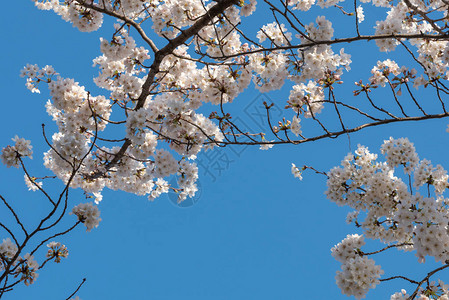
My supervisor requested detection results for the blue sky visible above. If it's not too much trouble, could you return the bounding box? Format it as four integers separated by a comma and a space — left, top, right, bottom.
1, 1, 449, 300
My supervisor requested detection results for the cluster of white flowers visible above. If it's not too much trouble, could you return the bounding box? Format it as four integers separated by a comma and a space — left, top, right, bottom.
0, 238, 18, 260
371, 1, 449, 83
305, 16, 334, 41
369, 59, 402, 87
15, 254, 39, 286
93, 44, 149, 100
335, 256, 384, 299
151, 0, 207, 39
257, 22, 292, 45
297, 47, 351, 83
414, 223, 449, 263
17, 63, 191, 205
100, 26, 136, 61
380, 137, 419, 174
414, 159, 449, 194
416, 39, 449, 80
126, 108, 153, 146
285, 17, 352, 84
0, 240, 41, 287
331, 235, 384, 299
119, 0, 158, 18
374, 3, 409, 52
148, 178, 170, 201
46, 241, 69, 263
19, 63, 57, 93
71, 202, 101, 231
249, 52, 289, 92
194, 7, 244, 57
288, 81, 325, 117
241, 0, 257, 16
24, 175, 43, 191
346, 211, 359, 224
33, 0, 103, 32
1, 136, 33, 168
356, 6, 365, 23
367, 59, 425, 91
193, 64, 249, 104
174, 160, 199, 202
331, 234, 365, 263
154, 149, 179, 178
325, 137, 449, 297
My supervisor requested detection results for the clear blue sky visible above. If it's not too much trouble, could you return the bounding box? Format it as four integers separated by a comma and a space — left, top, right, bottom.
1, 2, 448, 299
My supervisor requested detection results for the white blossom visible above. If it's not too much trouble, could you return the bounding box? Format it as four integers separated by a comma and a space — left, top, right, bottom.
71, 203, 102, 231
0, 238, 18, 259
291, 163, 303, 180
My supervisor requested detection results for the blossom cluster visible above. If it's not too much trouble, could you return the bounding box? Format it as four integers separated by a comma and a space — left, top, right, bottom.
46, 242, 69, 263
0, 238, 44, 286
15, 60, 204, 207
324, 137, 449, 298
331, 234, 365, 264
32, 0, 103, 32
14, 254, 39, 286
24, 175, 43, 192
257, 22, 292, 45
0, 238, 18, 261
372, 1, 449, 81
331, 234, 384, 299
71, 202, 102, 231
336, 256, 383, 299
1, 136, 33, 168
